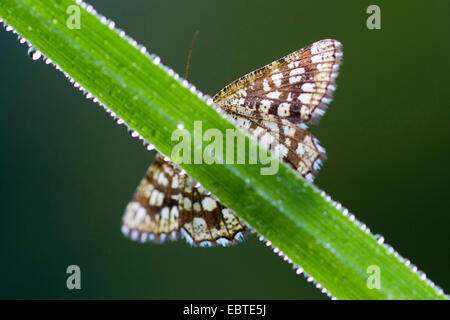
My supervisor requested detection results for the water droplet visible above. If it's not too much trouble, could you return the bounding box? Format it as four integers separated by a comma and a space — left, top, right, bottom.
27, 47, 42, 60
130, 131, 139, 138
152, 56, 161, 65
295, 267, 304, 275
176, 123, 184, 130
375, 234, 384, 244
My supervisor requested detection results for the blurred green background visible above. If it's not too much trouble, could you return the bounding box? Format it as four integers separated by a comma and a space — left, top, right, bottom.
0, 0, 449, 299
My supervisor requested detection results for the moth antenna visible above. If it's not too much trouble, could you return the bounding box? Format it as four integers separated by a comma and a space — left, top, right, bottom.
185, 30, 200, 80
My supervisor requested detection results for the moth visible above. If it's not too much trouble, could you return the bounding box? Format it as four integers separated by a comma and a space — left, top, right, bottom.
121, 39, 342, 247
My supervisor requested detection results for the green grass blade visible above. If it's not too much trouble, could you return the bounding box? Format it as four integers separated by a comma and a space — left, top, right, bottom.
0, 0, 447, 299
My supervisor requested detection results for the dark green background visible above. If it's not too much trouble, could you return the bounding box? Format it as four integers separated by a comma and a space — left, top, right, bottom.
0, 0, 448, 299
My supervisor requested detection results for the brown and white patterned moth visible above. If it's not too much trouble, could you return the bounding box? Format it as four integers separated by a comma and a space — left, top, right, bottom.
122, 39, 342, 247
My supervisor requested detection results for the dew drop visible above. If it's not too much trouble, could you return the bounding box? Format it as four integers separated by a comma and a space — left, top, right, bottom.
176, 123, 184, 130
295, 267, 304, 275
152, 56, 161, 65
28, 47, 42, 61
146, 144, 155, 151
375, 234, 384, 244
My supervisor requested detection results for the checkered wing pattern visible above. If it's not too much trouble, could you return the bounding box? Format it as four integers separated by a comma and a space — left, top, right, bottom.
230, 114, 326, 181
122, 154, 182, 243
213, 39, 342, 124
122, 154, 248, 246
179, 176, 247, 246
